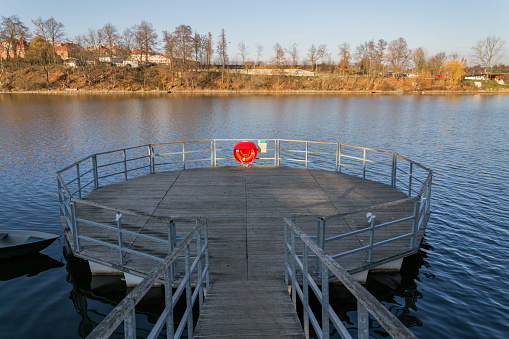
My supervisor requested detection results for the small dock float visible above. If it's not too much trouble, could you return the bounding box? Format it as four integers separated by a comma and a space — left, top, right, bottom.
58, 139, 431, 338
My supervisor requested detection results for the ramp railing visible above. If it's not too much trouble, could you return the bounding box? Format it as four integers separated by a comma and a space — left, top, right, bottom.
86, 219, 209, 339
284, 217, 417, 339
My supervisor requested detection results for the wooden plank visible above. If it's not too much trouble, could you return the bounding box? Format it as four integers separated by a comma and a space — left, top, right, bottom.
193, 280, 305, 338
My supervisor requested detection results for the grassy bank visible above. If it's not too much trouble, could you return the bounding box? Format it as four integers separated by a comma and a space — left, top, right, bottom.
1, 63, 508, 93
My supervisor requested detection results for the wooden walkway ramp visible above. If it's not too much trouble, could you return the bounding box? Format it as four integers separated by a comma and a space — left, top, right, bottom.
73, 166, 412, 337
193, 280, 304, 338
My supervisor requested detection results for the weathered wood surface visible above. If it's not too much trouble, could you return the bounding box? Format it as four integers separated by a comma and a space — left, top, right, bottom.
72, 166, 413, 276
69, 166, 416, 337
193, 280, 305, 338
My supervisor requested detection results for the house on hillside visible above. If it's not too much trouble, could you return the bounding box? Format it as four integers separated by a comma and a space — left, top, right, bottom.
0, 39, 29, 59
54, 42, 82, 60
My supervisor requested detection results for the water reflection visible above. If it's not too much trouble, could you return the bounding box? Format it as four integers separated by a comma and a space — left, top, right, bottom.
325, 242, 433, 338
64, 248, 196, 338
0, 252, 63, 281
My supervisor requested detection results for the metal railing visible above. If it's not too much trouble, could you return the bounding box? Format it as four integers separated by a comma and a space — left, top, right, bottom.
284, 218, 417, 339
57, 139, 431, 200
312, 180, 431, 274
87, 219, 209, 339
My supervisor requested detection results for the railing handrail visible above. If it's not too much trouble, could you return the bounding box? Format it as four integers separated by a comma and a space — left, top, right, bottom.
57, 139, 432, 199
320, 196, 419, 220
284, 217, 417, 339
71, 197, 200, 224
86, 219, 208, 339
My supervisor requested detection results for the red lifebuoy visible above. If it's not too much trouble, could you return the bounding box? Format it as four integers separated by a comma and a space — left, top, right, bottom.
233, 141, 259, 165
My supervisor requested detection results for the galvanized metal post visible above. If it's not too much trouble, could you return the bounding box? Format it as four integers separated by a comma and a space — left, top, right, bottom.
116, 212, 125, 265
92, 154, 99, 189
197, 219, 204, 311
204, 220, 210, 288
367, 213, 376, 263
305, 142, 309, 169
357, 300, 369, 339
276, 139, 280, 166
314, 218, 320, 274
168, 220, 177, 278
164, 267, 174, 338
315, 218, 326, 276
70, 201, 81, 251
338, 144, 343, 173
335, 143, 340, 172
211, 140, 215, 167
123, 149, 128, 181
321, 261, 330, 339
408, 162, 413, 197
426, 175, 433, 213
124, 307, 136, 339
290, 224, 297, 308
391, 154, 397, 187
149, 145, 155, 174
411, 199, 421, 248
284, 219, 289, 286
182, 143, 186, 169
58, 180, 64, 216
76, 163, 82, 199
303, 243, 310, 338
362, 148, 367, 179
185, 244, 193, 338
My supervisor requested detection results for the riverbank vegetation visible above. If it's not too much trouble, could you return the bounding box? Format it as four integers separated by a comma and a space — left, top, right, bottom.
2, 60, 508, 93
1, 15, 507, 93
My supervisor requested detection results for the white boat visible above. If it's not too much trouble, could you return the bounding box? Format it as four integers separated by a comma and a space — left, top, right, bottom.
0, 230, 60, 259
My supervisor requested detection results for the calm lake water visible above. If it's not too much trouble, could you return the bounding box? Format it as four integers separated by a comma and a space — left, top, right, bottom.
0, 93, 508, 338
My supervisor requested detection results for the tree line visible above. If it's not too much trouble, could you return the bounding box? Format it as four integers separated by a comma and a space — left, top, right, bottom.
1, 15, 506, 72
0, 15, 507, 92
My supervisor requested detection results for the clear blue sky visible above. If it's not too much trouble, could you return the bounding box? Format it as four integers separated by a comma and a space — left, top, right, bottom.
2, 0, 508, 65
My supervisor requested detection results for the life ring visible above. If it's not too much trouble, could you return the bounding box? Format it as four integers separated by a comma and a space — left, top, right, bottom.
233, 141, 259, 165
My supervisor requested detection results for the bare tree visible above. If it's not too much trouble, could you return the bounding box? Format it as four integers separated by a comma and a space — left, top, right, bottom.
162, 30, 176, 85
272, 43, 286, 85
192, 32, 205, 66
471, 36, 505, 75
387, 37, 411, 74
116, 26, 135, 59
412, 47, 428, 72
204, 32, 213, 69
316, 44, 328, 72
238, 40, 248, 66
308, 44, 327, 72
272, 43, 286, 66
172, 25, 193, 70
337, 42, 351, 74
256, 43, 263, 66
307, 44, 318, 72
428, 51, 447, 76
134, 21, 158, 62
374, 39, 387, 74
217, 28, 228, 81
98, 23, 119, 59
32, 17, 65, 62
0, 15, 30, 59
354, 40, 375, 75
83, 28, 99, 47
286, 43, 299, 67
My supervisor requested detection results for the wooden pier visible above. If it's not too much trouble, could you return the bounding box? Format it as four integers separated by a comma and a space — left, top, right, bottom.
69, 165, 417, 338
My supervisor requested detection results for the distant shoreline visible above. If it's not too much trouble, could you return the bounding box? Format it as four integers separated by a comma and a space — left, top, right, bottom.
2, 89, 508, 95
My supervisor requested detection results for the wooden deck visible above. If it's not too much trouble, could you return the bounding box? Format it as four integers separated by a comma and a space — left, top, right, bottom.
70, 165, 415, 338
